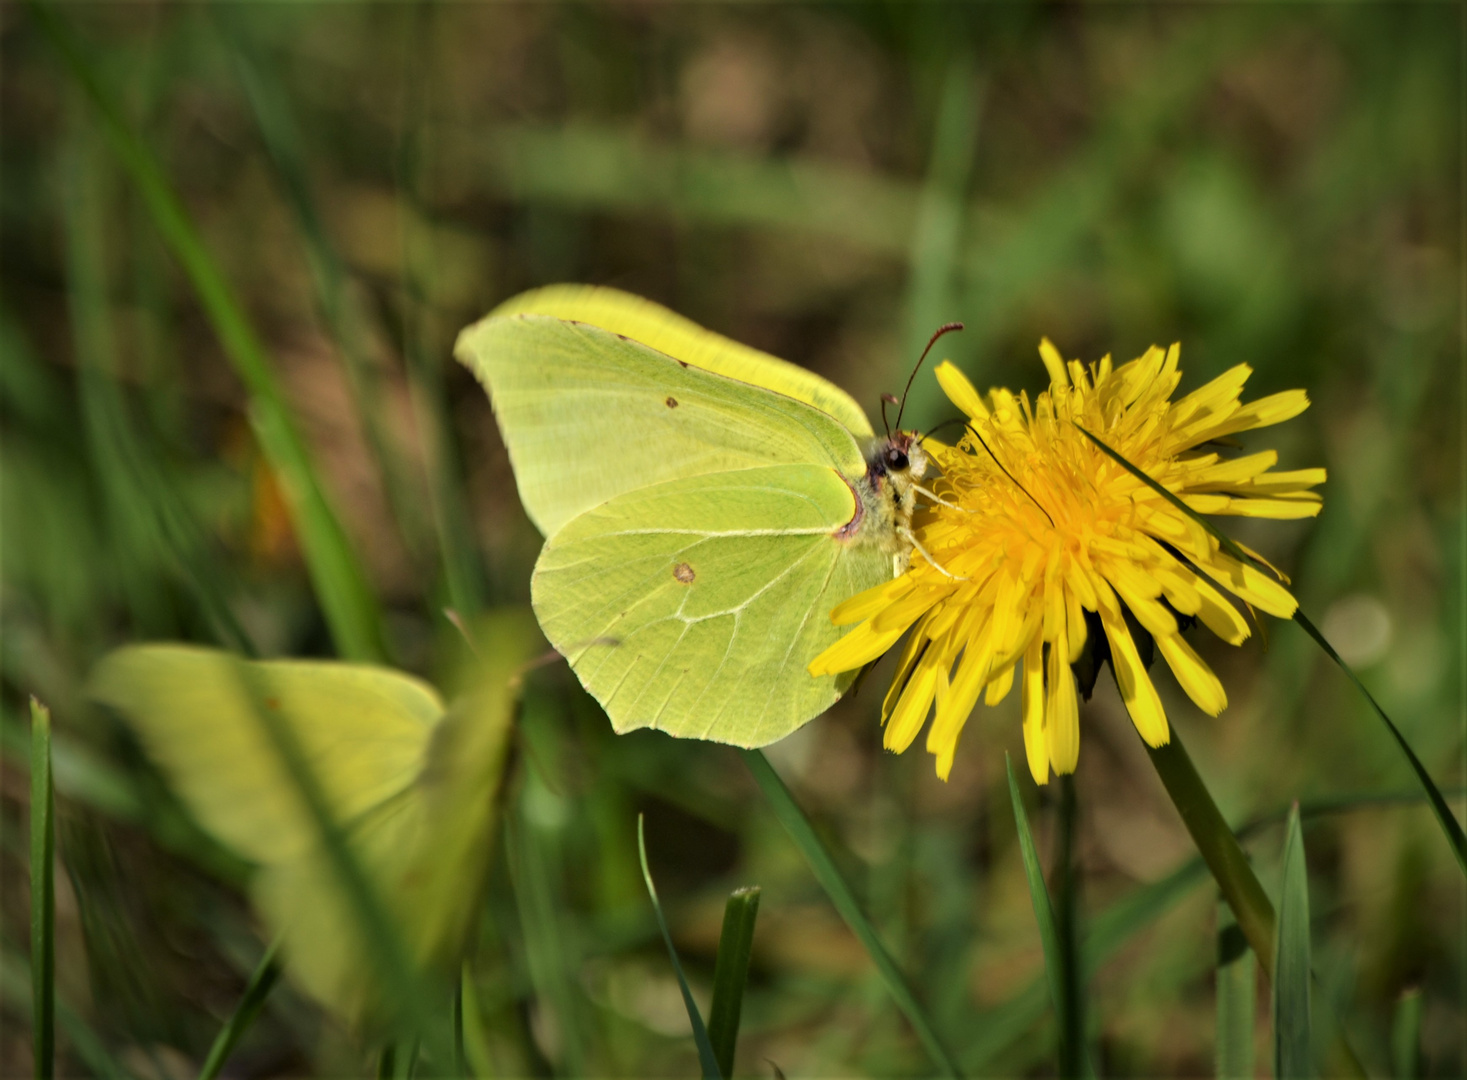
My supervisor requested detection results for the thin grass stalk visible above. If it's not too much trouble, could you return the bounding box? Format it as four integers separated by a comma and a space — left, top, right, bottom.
459, 965, 493, 1079
197, 941, 280, 1080
394, 3, 483, 618
505, 805, 587, 1078
32, 0, 387, 663
61, 103, 255, 655
29, 699, 54, 1080
1390, 988, 1423, 1080
222, 18, 428, 571
1006, 756, 1091, 1078
741, 749, 963, 1079
637, 816, 721, 1080
707, 886, 761, 1080
1077, 424, 1466, 873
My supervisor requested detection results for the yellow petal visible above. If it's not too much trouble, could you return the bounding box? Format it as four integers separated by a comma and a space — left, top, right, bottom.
885, 659, 939, 753
808, 619, 907, 676
1098, 601, 1171, 747
1192, 576, 1251, 645
1039, 338, 1069, 389
882, 627, 932, 721
1065, 588, 1088, 662
1242, 467, 1327, 493
872, 585, 945, 633
1021, 635, 1049, 785
1156, 633, 1227, 716
1210, 497, 1323, 520
928, 631, 991, 755
1183, 450, 1279, 490
985, 663, 1015, 706
1195, 551, 1298, 618
1046, 639, 1081, 774
830, 576, 913, 626
935, 360, 989, 421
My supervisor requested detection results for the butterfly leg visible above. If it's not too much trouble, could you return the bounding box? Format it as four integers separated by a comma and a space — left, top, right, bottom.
912, 484, 973, 513
898, 526, 968, 581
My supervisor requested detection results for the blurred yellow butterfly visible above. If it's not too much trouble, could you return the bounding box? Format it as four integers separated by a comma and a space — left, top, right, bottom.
88, 610, 538, 1023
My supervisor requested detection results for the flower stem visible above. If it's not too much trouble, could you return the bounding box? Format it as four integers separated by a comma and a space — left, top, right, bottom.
1054, 775, 1086, 1079
1144, 732, 1276, 979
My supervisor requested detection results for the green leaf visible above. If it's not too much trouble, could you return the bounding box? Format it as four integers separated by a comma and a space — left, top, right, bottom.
1215, 901, 1256, 1080
637, 815, 721, 1080
31, 0, 387, 663
30, 698, 54, 1080
1273, 805, 1312, 1080
197, 941, 280, 1080
708, 886, 761, 1080
1390, 987, 1422, 1080
741, 749, 962, 1079
1077, 424, 1466, 874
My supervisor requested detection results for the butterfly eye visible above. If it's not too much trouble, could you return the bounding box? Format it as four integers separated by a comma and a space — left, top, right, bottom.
885, 447, 910, 472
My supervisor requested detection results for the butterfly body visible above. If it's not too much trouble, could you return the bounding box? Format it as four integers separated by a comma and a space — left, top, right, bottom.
456, 286, 922, 747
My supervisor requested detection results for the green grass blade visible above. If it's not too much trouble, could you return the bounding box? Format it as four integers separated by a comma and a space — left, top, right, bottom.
637, 815, 721, 1080
31, 0, 387, 663
1077, 424, 1466, 873
60, 105, 256, 656
1005, 756, 1089, 1078
394, 3, 485, 619
376, 1044, 396, 1080
1290, 610, 1466, 872
197, 941, 280, 1080
1273, 805, 1312, 1080
29, 699, 54, 1080
1215, 901, 1256, 1080
1390, 987, 1422, 1080
459, 964, 493, 1079
707, 886, 761, 1080
740, 750, 961, 1079
2, 950, 128, 1080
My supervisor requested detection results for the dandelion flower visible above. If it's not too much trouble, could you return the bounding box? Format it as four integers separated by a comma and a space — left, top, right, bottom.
809, 340, 1325, 783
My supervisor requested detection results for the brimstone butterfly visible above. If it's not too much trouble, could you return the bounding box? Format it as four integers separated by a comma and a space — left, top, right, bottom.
87, 610, 537, 1023
455, 286, 933, 748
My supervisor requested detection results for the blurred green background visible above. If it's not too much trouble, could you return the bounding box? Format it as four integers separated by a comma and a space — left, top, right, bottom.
2, 2, 1462, 1077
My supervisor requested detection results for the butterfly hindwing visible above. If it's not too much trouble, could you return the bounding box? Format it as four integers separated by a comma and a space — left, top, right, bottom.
532, 464, 892, 746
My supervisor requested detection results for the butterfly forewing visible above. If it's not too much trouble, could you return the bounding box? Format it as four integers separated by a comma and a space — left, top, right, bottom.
455, 314, 868, 537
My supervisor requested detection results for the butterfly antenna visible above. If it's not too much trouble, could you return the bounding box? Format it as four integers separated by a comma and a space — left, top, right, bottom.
879, 393, 899, 438
965, 423, 1056, 528
922, 416, 969, 443
896, 322, 964, 432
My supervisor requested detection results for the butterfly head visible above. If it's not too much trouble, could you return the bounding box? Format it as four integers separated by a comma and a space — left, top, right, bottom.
872, 430, 928, 483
